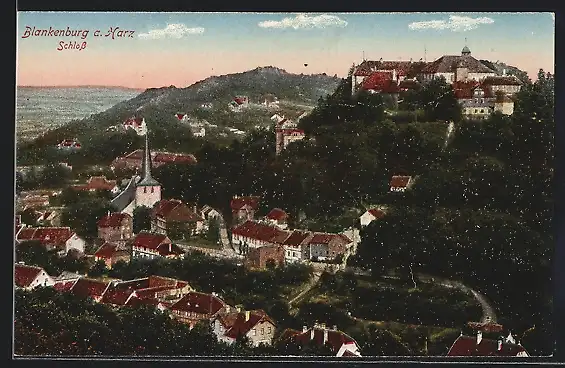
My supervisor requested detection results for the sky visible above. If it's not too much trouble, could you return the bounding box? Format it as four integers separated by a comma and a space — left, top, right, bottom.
17, 12, 555, 89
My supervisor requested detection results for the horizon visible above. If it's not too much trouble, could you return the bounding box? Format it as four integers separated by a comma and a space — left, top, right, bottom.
17, 12, 554, 89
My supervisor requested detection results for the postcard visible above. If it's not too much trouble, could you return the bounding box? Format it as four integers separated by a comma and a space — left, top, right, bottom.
14, 11, 555, 361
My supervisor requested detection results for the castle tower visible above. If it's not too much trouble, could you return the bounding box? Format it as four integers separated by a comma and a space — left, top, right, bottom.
135, 131, 161, 209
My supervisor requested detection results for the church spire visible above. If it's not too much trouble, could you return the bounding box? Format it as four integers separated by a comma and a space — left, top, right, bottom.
138, 130, 160, 186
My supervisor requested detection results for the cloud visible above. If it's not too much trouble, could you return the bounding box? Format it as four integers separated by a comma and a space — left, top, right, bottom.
408, 15, 494, 32
138, 24, 205, 39
258, 14, 348, 29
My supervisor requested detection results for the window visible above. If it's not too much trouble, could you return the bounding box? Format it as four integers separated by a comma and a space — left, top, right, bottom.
268, 326, 272, 334
474, 109, 478, 114
151, 187, 154, 193
252, 329, 257, 336
480, 109, 484, 113
261, 328, 265, 335
144, 187, 147, 193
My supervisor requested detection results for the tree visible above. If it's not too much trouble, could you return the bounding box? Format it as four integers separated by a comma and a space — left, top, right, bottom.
206, 217, 221, 244
88, 259, 108, 278
61, 197, 112, 238
420, 77, 462, 122
133, 206, 152, 233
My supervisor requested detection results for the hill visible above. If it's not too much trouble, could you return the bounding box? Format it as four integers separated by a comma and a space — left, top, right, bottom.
479, 60, 530, 84
16, 67, 341, 165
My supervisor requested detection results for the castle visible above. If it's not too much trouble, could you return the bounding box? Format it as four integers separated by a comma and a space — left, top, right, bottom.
110, 130, 161, 216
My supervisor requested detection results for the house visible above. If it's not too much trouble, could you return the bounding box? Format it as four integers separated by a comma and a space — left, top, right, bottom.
69, 278, 112, 302
175, 113, 190, 123
271, 114, 285, 124
421, 46, 497, 83
231, 195, 261, 225
453, 82, 496, 120
212, 309, 277, 346
390, 175, 415, 192
14, 264, 54, 289
130, 232, 183, 260
275, 127, 306, 156
245, 244, 285, 269
123, 117, 147, 136
57, 138, 82, 150
493, 93, 515, 116
151, 199, 205, 239
281, 323, 362, 357
359, 208, 386, 227
200, 102, 213, 110
191, 126, 206, 137
16, 226, 85, 255
447, 331, 529, 357
71, 176, 120, 194
93, 242, 131, 269
169, 291, 229, 328
282, 230, 312, 263
265, 208, 288, 229
97, 212, 133, 243
36, 210, 61, 227
481, 74, 523, 95
229, 96, 249, 112
351, 59, 428, 95
262, 94, 279, 108
200, 205, 223, 222
17, 194, 50, 210
303, 233, 352, 262
231, 220, 289, 250
101, 275, 192, 307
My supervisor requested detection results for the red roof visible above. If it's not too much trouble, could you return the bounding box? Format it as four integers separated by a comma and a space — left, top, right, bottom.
176, 113, 186, 120
223, 310, 275, 339
15, 264, 44, 288
156, 243, 184, 257
482, 75, 523, 86
390, 175, 412, 189
283, 231, 311, 248
292, 327, 358, 355
97, 213, 131, 228
360, 72, 400, 93
132, 232, 170, 251
309, 233, 336, 245
447, 335, 528, 357
230, 196, 261, 211
16, 227, 75, 246
124, 117, 143, 127
234, 97, 248, 105
152, 199, 203, 223
367, 208, 386, 219
100, 286, 133, 306
467, 321, 505, 334
353, 68, 373, 77
53, 280, 78, 292
94, 242, 118, 259
232, 221, 288, 243
170, 291, 225, 315
70, 278, 110, 299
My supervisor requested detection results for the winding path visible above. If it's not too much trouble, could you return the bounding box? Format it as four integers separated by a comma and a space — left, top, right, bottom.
383, 272, 497, 323
288, 271, 322, 309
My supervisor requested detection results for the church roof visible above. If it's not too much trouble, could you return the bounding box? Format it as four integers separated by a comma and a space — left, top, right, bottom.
138, 132, 160, 187
422, 55, 496, 74
110, 176, 137, 212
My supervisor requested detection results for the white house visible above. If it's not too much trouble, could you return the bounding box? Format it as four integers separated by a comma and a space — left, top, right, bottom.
15, 264, 55, 289
123, 117, 147, 136
15, 226, 86, 255
359, 208, 386, 227
212, 308, 277, 347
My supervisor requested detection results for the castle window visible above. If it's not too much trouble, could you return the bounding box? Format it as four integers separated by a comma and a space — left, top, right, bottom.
480, 109, 484, 113
144, 187, 147, 193
151, 187, 154, 193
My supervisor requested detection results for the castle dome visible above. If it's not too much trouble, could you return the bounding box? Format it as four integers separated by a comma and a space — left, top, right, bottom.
462, 46, 471, 55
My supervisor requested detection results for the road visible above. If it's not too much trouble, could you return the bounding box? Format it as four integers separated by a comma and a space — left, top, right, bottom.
382, 272, 497, 324
288, 270, 322, 309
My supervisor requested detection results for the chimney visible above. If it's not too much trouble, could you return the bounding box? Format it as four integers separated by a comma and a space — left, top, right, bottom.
245, 310, 250, 322
477, 331, 483, 345
323, 329, 329, 345
303, 325, 308, 333
497, 340, 503, 351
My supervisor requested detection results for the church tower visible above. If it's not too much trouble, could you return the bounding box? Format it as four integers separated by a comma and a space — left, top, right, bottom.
135, 131, 161, 209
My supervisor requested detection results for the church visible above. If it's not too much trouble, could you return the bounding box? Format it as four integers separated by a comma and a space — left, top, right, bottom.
110, 131, 161, 216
